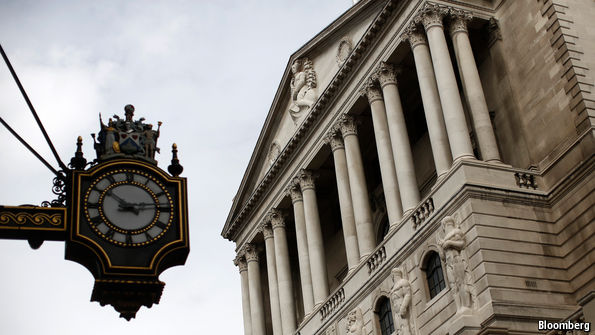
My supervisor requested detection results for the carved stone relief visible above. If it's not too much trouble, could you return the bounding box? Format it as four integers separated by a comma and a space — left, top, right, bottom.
336, 37, 353, 65
437, 216, 476, 313
390, 267, 413, 335
345, 307, 366, 334
268, 141, 281, 167
289, 57, 318, 123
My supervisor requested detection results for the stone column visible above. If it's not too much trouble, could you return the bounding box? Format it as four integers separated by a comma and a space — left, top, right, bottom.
419, 4, 474, 162
339, 115, 376, 258
376, 62, 421, 213
324, 130, 360, 271
261, 223, 282, 334
234, 254, 252, 335
298, 169, 329, 306
362, 80, 404, 227
245, 244, 266, 335
269, 209, 297, 334
287, 183, 315, 313
449, 10, 501, 162
402, 28, 452, 177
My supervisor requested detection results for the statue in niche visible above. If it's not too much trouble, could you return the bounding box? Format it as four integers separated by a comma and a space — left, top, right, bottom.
438, 216, 475, 313
390, 267, 413, 335
345, 307, 366, 335
289, 57, 317, 123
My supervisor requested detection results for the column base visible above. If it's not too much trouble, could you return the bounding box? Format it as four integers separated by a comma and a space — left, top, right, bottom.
453, 154, 476, 163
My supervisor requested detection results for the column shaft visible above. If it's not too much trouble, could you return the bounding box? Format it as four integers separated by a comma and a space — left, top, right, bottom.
262, 226, 282, 334
246, 245, 266, 335
405, 30, 452, 177
450, 13, 501, 162
269, 210, 297, 334
326, 132, 360, 270
288, 185, 315, 313
376, 63, 421, 213
299, 170, 329, 306
421, 6, 474, 161
340, 116, 376, 258
235, 257, 252, 335
364, 83, 403, 227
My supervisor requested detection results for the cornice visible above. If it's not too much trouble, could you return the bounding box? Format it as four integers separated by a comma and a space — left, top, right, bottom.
222, 0, 400, 241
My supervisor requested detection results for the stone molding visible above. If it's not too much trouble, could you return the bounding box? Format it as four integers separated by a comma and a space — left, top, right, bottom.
376, 61, 400, 88
449, 9, 472, 36
298, 169, 317, 191
244, 243, 259, 263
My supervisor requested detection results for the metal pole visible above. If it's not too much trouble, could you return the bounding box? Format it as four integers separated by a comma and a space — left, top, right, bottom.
0, 43, 69, 171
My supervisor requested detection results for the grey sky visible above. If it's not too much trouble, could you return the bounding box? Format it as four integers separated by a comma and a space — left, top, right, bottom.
0, 1, 350, 333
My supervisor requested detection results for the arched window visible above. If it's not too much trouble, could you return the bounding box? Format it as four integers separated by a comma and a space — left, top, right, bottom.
425, 251, 446, 299
376, 297, 394, 335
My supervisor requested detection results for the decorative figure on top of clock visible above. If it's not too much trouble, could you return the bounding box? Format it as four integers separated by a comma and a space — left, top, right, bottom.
289, 57, 317, 124
92, 104, 162, 164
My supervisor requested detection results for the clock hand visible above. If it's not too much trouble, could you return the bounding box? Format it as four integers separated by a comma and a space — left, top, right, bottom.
106, 189, 130, 206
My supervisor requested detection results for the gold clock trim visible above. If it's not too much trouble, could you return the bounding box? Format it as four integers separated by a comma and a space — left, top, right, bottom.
71, 159, 189, 274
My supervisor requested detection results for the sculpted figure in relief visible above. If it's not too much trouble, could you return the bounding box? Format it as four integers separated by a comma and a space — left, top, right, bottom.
289, 58, 317, 123
390, 267, 413, 335
345, 307, 366, 335
438, 216, 475, 313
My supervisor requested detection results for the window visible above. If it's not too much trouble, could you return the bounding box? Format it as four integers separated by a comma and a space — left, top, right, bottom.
377, 297, 394, 335
425, 252, 446, 299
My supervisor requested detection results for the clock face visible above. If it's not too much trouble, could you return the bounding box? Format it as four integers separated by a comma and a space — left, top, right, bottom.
83, 169, 174, 247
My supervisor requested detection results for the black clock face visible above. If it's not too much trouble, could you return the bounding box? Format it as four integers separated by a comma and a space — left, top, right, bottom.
83, 169, 173, 247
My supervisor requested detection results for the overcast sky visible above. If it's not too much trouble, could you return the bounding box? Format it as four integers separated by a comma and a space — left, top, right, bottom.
0, 1, 351, 333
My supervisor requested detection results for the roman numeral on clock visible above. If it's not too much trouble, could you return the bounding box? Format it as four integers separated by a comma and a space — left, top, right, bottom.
105, 229, 115, 238
155, 221, 167, 229
126, 172, 134, 182
126, 234, 133, 244
87, 202, 99, 209
106, 175, 116, 184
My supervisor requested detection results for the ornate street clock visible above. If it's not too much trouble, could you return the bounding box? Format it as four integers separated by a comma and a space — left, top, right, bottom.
1, 102, 189, 321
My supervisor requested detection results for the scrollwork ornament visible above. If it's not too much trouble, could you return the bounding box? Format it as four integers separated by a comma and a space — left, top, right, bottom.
401, 26, 427, 48
268, 208, 285, 230
244, 243, 259, 263
233, 254, 248, 273
361, 78, 383, 104
339, 114, 358, 137
324, 130, 345, 152
417, 3, 449, 30
286, 181, 303, 203
261, 222, 274, 239
298, 169, 317, 191
449, 10, 472, 36
376, 61, 400, 87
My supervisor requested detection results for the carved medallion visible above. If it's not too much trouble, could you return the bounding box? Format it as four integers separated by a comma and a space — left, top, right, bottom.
336, 38, 353, 65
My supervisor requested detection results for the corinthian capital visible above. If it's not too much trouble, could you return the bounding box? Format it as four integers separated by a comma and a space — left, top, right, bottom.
234, 254, 248, 272
376, 61, 400, 87
401, 26, 427, 49
298, 169, 317, 191
244, 243, 259, 263
286, 180, 303, 203
261, 222, 274, 240
361, 77, 383, 104
268, 208, 286, 230
324, 128, 345, 152
449, 9, 473, 36
338, 114, 358, 137
416, 3, 449, 30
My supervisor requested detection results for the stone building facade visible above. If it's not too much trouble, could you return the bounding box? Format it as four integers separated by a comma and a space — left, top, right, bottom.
222, 0, 595, 334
